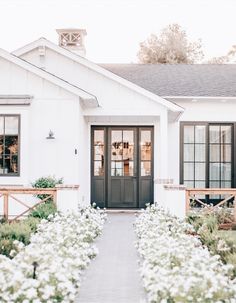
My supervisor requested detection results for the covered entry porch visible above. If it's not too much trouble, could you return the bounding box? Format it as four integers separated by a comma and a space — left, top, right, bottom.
84, 112, 172, 209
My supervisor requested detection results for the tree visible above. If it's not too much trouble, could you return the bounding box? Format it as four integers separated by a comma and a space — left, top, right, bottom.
137, 24, 204, 64
208, 45, 236, 64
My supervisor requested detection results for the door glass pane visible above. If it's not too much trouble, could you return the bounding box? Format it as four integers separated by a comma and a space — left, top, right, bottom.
210, 144, 220, 162
111, 161, 123, 176
184, 144, 194, 161
209, 126, 220, 143
111, 130, 122, 144
124, 160, 133, 176
94, 145, 104, 161
195, 144, 205, 161
123, 131, 134, 161
210, 163, 220, 180
141, 130, 151, 161
184, 163, 194, 180
221, 125, 231, 143
94, 130, 104, 145
184, 126, 194, 143
93, 130, 104, 176
123, 130, 134, 144
221, 145, 231, 162
5, 117, 18, 135
111, 130, 123, 161
141, 161, 151, 176
94, 161, 104, 176
195, 125, 206, 143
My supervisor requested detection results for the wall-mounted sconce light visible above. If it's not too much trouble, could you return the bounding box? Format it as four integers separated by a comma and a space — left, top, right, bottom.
46, 130, 55, 139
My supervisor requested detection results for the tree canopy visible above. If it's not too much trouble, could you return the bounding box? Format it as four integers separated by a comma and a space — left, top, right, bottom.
207, 45, 236, 64
137, 24, 204, 64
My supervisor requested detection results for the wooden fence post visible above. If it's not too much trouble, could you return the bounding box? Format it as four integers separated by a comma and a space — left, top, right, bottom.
3, 192, 9, 221
234, 196, 236, 222
185, 190, 190, 214
53, 191, 57, 207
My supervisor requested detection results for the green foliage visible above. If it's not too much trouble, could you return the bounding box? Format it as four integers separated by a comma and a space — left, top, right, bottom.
32, 175, 63, 202
0, 217, 39, 257
29, 202, 57, 219
188, 210, 236, 276
0, 239, 15, 257
32, 175, 63, 189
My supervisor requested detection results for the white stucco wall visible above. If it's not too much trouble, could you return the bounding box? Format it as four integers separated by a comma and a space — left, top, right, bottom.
20, 47, 172, 204
0, 56, 82, 188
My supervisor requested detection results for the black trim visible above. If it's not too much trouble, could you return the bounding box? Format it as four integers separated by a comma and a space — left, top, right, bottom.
91, 126, 154, 208
180, 121, 235, 189
0, 115, 20, 177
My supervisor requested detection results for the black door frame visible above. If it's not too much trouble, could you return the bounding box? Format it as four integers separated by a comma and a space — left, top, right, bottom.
91, 125, 154, 208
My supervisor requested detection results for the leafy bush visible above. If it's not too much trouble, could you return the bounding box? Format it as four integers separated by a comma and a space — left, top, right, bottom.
29, 175, 62, 219
29, 202, 57, 219
187, 209, 236, 275
32, 175, 63, 202
0, 217, 39, 257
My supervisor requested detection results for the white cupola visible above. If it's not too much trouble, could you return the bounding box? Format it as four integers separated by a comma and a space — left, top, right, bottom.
56, 28, 87, 57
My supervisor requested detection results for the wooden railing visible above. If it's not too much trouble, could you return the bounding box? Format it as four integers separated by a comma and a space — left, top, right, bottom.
0, 187, 57, 222
186, 188, 236, 221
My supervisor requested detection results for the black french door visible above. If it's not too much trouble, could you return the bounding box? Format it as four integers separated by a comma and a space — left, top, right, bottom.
91, 126, 154, 208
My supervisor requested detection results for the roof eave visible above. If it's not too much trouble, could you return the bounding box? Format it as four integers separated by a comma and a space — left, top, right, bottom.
13, 38, 183, 113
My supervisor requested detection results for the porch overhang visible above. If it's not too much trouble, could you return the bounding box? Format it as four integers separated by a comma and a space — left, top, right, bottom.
0, 95, 33, 105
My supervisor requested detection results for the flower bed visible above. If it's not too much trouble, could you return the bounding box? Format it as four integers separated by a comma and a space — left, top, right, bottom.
0, 206, 106, 302
135, 205, 236, 303
187, 207, 236, 276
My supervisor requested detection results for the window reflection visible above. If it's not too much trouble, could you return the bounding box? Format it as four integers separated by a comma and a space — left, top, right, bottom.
111, 130, 134, 176
140, 130, 152, 176
0, 116, 19, 175
94, 130, 104, 176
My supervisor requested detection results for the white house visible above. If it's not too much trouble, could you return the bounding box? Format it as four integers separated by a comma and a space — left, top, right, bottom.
0, 28, 235, 211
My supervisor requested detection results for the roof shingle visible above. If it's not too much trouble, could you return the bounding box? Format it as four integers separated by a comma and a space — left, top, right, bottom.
100, 64, 236, 97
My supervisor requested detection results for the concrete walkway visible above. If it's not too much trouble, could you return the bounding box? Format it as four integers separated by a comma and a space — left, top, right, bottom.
76, 213, 146, 303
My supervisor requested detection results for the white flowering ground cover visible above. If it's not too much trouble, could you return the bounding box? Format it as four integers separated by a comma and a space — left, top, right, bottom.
135, 205, 236, 303
0, 206, 106, 302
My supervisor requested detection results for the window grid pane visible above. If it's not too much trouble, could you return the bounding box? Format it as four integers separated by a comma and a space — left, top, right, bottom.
93, 130, 104, 176
209, 125, 232, 188
111, 130, 134, 176
183, 125, 206, 188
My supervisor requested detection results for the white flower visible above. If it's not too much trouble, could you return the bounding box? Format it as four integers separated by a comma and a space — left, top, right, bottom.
135, 205, 236, 302
0, 206, 107, 302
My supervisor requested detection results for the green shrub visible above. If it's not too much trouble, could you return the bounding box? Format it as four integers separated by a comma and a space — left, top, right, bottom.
29, 202, 57, 219
0, 218, 39, 244
0, 238, 15, 257
32, 175, 63, 201
0, 217, 40, 257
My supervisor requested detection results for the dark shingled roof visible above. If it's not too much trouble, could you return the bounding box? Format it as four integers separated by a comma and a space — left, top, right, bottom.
100, 64, 236, 97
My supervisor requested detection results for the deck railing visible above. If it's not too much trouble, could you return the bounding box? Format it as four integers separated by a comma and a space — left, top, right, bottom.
185, 188, 236, 221
0, 187, 57, 222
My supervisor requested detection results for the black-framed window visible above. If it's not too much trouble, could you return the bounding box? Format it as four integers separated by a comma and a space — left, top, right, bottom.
180, 122, 234, 189
0, 115, 20, 175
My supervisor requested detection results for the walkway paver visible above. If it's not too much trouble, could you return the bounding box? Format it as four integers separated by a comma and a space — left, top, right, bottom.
76, 213, 146, 303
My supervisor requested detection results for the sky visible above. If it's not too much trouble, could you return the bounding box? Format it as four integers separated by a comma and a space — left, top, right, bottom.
0, 0, 236, 63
